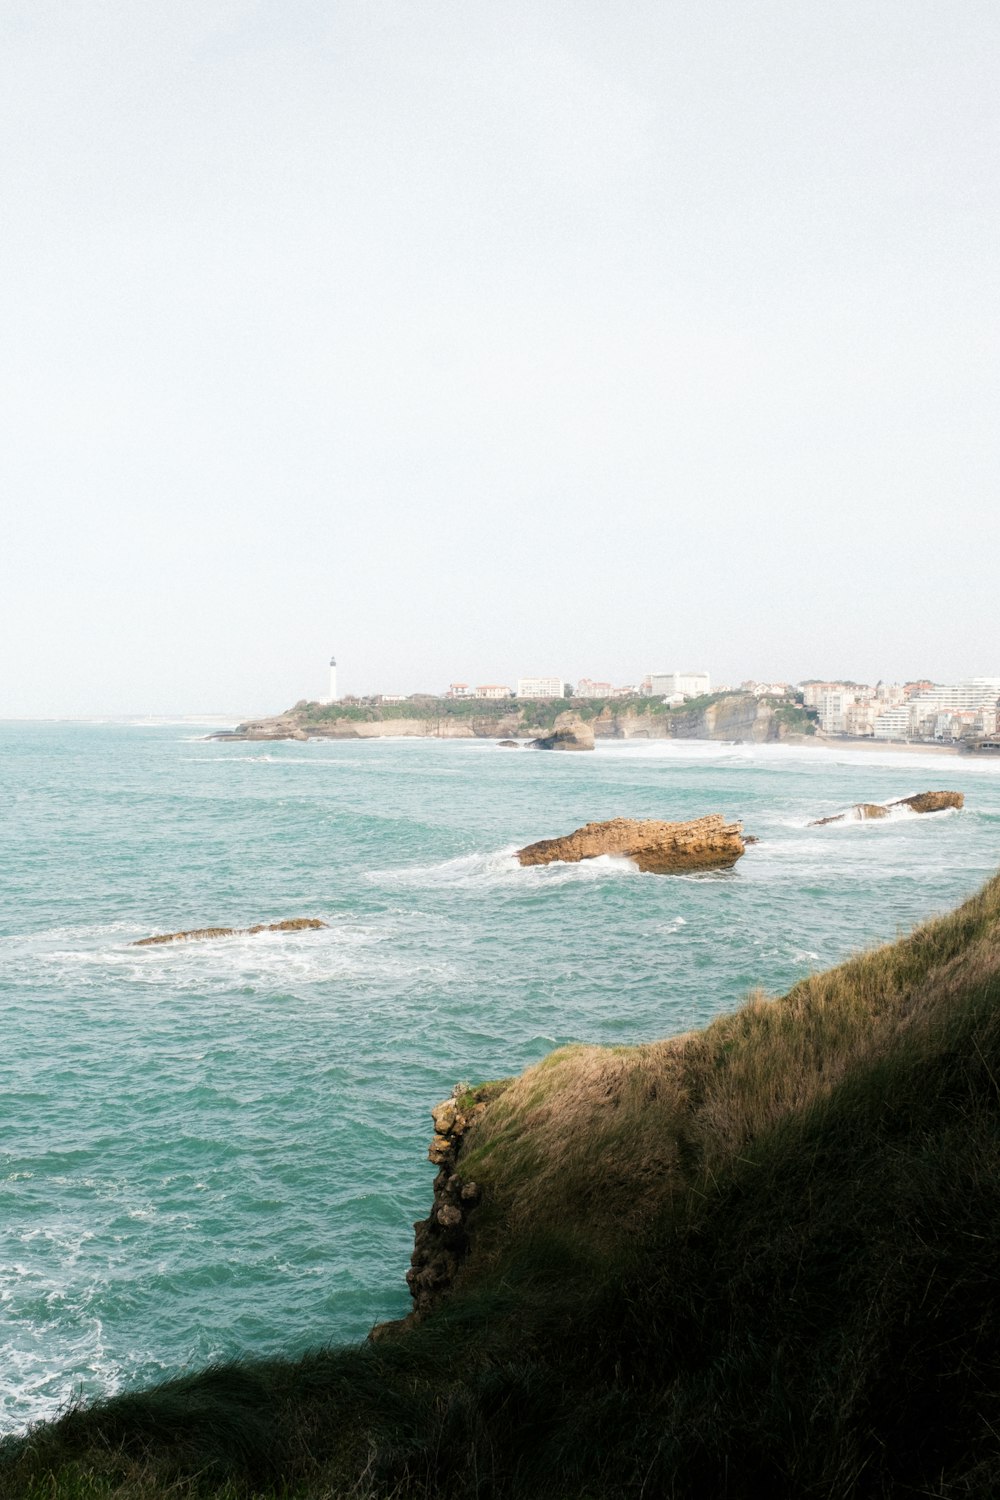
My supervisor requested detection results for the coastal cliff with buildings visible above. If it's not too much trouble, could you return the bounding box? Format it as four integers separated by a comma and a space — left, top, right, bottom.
215, 690, 814, 744
218, 667, 1000, 750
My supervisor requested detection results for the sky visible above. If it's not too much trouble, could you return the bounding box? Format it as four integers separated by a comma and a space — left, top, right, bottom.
2, 1, 998, 716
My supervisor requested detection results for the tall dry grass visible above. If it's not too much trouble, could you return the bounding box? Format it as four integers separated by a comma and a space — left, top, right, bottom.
456, 872, 1000, 1258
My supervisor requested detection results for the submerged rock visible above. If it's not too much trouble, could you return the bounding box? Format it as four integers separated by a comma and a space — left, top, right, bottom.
497, 739, 520, 748
812, 803, 889, 826
132, 917, 327, 947
528, 712, 595, 752
810, 790, 964, 826
517, 814, 745, 874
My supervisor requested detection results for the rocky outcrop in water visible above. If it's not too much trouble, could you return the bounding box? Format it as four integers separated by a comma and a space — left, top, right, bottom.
898, 790, 965, 814
132, 918, 327, 946
810, 790, 964, 826
517, 814, 745, 874
528, 713, 595, 752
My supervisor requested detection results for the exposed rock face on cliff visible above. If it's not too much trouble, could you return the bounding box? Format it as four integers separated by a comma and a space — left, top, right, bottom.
132, 918, 326, 946
684, 693, 776, 741
517, 814, 745, 873
405, 1084, 509, 1318
214, 715, 310, 741
215, 714, 527, 742
528, 713, 595, 752
810, 790, 965, 826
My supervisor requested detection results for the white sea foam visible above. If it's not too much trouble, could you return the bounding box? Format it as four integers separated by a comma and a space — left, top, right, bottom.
591, 737, 1000, 776
1, 917, 438, 997
784, 803, 963, 830
373, 847, 643, 890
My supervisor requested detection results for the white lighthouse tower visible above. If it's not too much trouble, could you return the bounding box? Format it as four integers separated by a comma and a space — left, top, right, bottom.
328, 656, 338, 703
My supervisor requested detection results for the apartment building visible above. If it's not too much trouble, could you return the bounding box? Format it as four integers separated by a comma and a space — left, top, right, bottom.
516, 677, 564, 698
815, 689, 857, 734
873, 704, 917, 740
645, 671, 711, 699
906, 678, 1000, 715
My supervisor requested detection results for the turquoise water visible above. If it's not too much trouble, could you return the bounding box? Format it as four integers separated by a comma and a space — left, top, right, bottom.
3, 722, 1000, 1432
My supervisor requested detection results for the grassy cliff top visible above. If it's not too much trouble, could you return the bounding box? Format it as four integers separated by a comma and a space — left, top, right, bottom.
285, 689, 817, 735
5, 875, 997, 1497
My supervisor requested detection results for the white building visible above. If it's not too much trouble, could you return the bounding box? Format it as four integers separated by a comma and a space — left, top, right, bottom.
816, 689, 856, 734
516, 676, 564, 698
742, 681, 792, 698
873, 704, 916, 740
906, 678, 1000, 716
575, 678, 614, 698
802, 681, 841, 709
800, 681, 868, 709
646, 671, 711, 700
476, 684, 512, 699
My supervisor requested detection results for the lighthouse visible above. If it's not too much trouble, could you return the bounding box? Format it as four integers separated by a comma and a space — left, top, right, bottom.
328, 656, 338, 703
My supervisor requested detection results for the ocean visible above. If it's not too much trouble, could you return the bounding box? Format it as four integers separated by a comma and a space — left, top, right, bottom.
3, 722, 999, 1434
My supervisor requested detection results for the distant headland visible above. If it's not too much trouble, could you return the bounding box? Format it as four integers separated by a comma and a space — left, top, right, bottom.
214, 665, 1000, 751
211, 690, 816, 744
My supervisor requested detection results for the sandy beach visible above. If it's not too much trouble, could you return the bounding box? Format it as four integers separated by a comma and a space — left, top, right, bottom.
805, 736, 959, 756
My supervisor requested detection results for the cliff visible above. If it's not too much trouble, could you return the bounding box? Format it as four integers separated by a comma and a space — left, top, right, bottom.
8, 877, 999, 1499
215, 692, 810, 744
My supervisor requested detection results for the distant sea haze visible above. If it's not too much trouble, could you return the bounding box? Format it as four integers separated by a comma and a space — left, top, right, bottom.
2, 723, 998, 1432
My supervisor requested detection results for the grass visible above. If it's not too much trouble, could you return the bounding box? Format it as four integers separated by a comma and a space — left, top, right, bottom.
5, 876, 1000, 1497
289, 692, 779, 733
295, 697, 516, 724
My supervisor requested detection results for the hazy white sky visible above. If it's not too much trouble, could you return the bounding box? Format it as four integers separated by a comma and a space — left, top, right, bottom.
2, 1, 997, 715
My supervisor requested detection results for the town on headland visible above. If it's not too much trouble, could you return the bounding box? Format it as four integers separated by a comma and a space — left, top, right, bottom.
217, 662, 1000, 752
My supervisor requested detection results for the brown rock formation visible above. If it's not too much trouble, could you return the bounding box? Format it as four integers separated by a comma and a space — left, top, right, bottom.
528, 712, 595, 752
132, 918, 327, 947
810, 790, 964, 826
896, 790, 964, 814
405, 1083, 509, 1318
517, 814, 745, 874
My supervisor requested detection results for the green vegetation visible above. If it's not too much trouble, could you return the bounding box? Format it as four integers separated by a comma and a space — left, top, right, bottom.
662, 690, 733, 714
296, 696, 516, 724
770, 701, 817, 734
6, 876, 1000, 1497
289, 693, 753, 732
